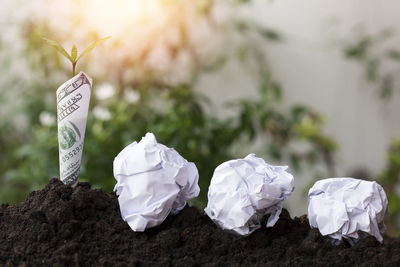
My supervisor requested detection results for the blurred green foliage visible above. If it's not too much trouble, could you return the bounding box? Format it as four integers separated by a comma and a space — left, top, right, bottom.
343, 29, 400, 235
343, 28, 400, 98
0, 0, 336, 208
380, 139, 400, 236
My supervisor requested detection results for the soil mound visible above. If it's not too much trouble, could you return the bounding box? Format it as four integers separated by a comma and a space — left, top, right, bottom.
1, 178, 399, 266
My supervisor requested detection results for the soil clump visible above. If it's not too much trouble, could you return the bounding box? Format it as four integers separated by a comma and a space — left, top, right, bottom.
1, 178, 399, 266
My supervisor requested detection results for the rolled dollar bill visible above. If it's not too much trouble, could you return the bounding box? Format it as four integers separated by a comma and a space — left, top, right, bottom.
56, 72, 92, 187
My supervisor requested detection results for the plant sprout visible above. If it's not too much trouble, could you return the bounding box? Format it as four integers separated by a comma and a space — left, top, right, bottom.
43, 36, 111, 76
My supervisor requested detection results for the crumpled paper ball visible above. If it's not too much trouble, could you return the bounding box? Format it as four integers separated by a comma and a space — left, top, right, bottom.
308, 177, 388, 244
113, 132, 200, 231
204, 154, 295, 235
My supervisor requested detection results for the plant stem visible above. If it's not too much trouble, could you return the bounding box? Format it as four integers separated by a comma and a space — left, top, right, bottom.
72, 62, 76, 76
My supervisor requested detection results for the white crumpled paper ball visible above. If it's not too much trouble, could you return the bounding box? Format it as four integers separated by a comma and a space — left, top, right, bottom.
204, 154, 295, 235
113, 132, 200, 232
308, 178, 388, 244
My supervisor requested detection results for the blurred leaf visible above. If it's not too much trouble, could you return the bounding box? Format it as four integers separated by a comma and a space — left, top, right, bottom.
317, 136, 337, 151
202, 56, 227, 72
257, 27, 281, 41
42, 37, 73, 63
291, 106, 307, 122
343, 36, 370, 60
386, 49, 400, 61
260, 77, 282, 102
294, 117, 319, 138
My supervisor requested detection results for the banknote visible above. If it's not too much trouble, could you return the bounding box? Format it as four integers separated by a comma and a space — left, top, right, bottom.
56, 72, 92, 186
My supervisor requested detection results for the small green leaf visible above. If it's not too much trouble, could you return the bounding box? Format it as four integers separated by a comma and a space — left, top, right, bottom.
42, 37, 73, 63
76, 36, 111, 62
71, 45, 78, 62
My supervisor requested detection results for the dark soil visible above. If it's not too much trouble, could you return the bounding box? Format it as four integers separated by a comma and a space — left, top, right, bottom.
1, 179, 399, 266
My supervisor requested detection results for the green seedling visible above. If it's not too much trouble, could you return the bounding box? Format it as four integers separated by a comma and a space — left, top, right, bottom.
43, 36, 111, 76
